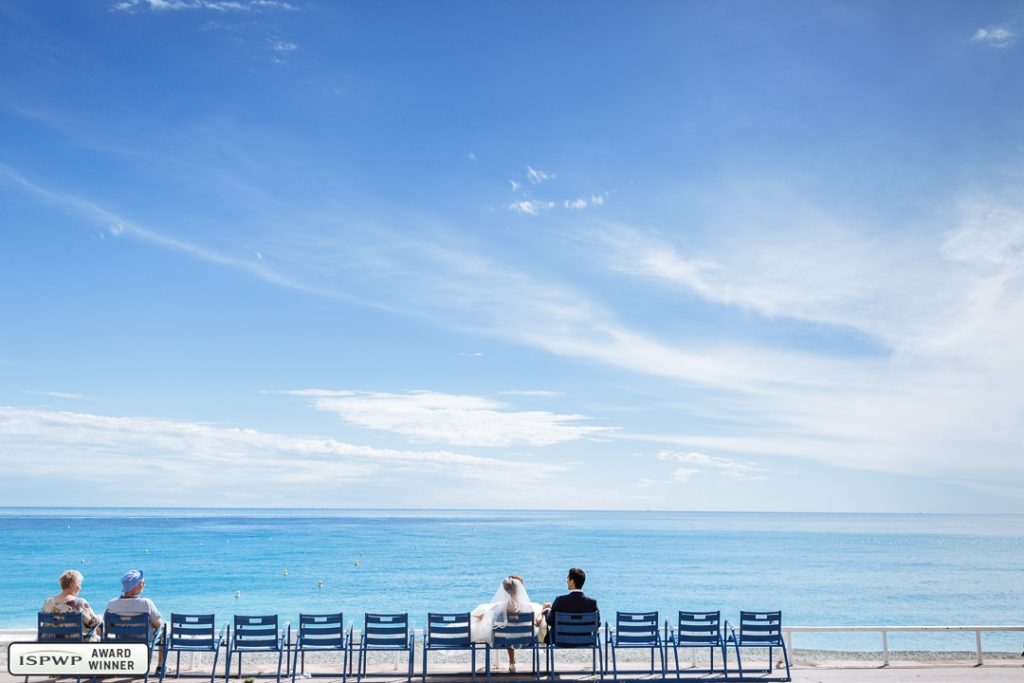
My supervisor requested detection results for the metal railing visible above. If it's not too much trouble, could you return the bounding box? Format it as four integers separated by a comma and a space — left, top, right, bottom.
782, 625, 1024, 666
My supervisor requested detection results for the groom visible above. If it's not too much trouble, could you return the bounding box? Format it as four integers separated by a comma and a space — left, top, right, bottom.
544, 567, 599, 644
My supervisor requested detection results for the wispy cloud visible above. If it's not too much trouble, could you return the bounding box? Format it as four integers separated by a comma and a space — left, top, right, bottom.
972, 26, 1015, 48
656, 449, 767, 481
526, 166, 553, 184
564, 198, 588, 209
268, 38, 298, 52
508, 199, 554, 215
23, 391, 92, 401
112, 0, 295, 13
284, 389, 613, 447
0, 406, 571, 504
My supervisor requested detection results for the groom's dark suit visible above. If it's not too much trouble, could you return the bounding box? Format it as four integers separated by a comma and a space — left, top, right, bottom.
544, 590, 599, 644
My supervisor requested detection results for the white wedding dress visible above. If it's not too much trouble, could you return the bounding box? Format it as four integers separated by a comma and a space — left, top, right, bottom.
470, 577, 543, 644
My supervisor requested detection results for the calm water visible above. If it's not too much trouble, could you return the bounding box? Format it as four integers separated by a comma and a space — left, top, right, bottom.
3, 508, 1022, 652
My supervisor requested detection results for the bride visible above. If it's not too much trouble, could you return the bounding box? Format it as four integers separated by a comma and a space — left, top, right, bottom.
470, 575, 543, 672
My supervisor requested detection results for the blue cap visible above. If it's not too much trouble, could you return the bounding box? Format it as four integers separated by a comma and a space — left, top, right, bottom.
120, 569, 144, 594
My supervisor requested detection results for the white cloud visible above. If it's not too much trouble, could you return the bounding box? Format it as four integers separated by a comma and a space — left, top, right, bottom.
8, 155, 1024, 502
0, 406, 571, 502
509, 180, 521, 191
24, 391, 92, 401
526, 166, 553, 184
286, 389, 613, 447
656, 450, 767, 480
508, 200, 554, 215
670, 467, 700, 482
564, 198, 588, 209
269, 38, 298, 52
112, 0, 295, 11
590, 194, 605, 206
972, 26, 1015, 48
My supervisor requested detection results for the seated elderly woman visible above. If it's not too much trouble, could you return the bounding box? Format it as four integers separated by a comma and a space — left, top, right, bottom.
42, 569, 102, 641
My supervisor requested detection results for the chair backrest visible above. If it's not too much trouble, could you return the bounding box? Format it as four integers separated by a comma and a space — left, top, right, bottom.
104, 612, 152, 643
676, 611, 721, 646
738, 611, 783, 646
232, 614, 280, 650
425, 613, 471, 648
169, 613, 216, 650
297, 613, 346, 649
551, 611, 600, 647
37, 612, 84, 641
362, 613, 409, 649
614, 611, 659, 645
492, 611, 536, 649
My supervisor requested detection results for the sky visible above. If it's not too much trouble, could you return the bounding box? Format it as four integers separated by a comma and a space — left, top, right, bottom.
1, 1, 1023, 511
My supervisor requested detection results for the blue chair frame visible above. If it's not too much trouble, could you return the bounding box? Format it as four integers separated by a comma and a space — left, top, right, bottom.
605, 611, 663, 681
488, 611, 539, 682
36, 610, 86, 640
225, 614, 290, 683
724, 611, 790, 682
292, 613, 351, 683
104, 611, 164, 683
161, 614, 225, 683
545, 611, 603, 679
422, 612, 478, 683
28, 612, 85, 683
356, 613, 414, 683
666, 611, 726, 680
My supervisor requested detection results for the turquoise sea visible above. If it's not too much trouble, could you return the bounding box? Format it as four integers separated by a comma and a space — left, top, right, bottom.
3, 508, 1022, 652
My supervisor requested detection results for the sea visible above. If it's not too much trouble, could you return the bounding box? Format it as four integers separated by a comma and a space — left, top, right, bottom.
2, 508, 1022, 653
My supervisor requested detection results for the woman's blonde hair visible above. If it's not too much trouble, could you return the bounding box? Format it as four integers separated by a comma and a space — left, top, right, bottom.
58, 570, 83, 590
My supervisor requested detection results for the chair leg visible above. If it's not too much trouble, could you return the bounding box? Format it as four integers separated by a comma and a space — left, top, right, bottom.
224, 650, 231, 683
211, 647, 221, 683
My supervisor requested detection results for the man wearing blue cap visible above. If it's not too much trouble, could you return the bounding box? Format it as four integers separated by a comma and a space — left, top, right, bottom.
106, 570, 164, 670
106, 570, 163, 630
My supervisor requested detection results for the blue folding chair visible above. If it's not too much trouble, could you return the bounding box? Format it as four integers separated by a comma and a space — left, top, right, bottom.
36, 611, 85, 640
724, 611, 790, 682
546, 611, 603, 679
161, 614, 225, 683
422, 612, 477, 683
665, 611, 726, 680
292, 613, 351, 683
225, 615, 290, 683
488, 611, 539, 682
356, 613, 414, 682
28, 612, 85, 683
605, 611, 663, 680
104, 611, 164, 683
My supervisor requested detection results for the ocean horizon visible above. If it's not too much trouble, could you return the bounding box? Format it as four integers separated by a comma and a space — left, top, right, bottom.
4, 507, 1022, 652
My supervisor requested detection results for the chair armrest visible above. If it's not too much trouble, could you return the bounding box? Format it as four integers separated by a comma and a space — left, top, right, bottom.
723, 621, 736, 643
280, 622, 292, 647
215, 623, 227, 648
346, 623, 354, 648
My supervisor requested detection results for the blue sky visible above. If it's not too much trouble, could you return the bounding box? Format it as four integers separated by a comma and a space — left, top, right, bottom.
2, 1, 1023, 511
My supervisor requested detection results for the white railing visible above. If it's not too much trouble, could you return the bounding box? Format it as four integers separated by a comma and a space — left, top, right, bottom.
782, 625, 1024, 666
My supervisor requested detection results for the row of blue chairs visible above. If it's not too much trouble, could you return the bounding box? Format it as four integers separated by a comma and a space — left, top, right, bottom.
34, 608, 789, 682
606, 610, 790, 682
